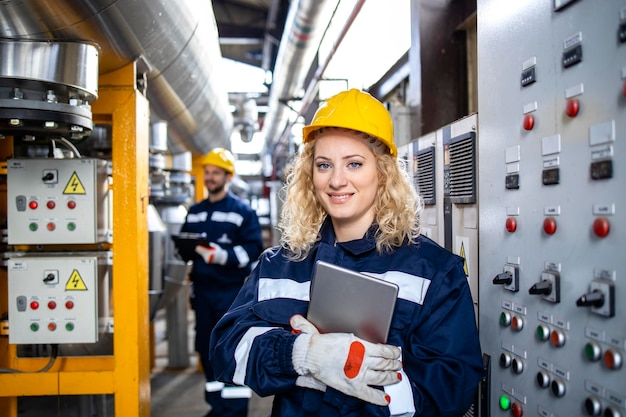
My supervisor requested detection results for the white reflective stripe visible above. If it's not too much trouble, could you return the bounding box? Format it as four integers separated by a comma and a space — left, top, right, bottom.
258, 278, 310, 302
211, 211, 244, 226
221, 386, 252, 399
233, 327, 278, 385
233, 245, 250, 268
205, 381, 225, 392
365, 271, 430, 305
384, 368, 415, 416
187, 211, 208, 223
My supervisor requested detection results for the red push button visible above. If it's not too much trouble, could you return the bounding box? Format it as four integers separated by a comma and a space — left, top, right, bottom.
506, 217, 517, 233
47, 222, 56, 231
48, 322, 57, 331
603, 349, 622, 370
623, 79, 626, 98
593, 217, 610, 238
523, 114, 534, 131
551, 329, 566, 347
511, 401, 523, 417
565, 98, 580, 117
543, 217, 557, 235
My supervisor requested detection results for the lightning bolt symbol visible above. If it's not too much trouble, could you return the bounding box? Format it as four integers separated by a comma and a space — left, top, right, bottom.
70, 176, 79, 192
71, 272, 80, 288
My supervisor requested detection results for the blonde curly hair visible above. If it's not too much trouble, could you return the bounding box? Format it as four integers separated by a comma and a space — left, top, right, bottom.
278, 128, 423, 260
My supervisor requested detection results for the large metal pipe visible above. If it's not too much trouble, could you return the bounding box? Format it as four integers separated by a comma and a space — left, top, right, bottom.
0, 0, 232, 154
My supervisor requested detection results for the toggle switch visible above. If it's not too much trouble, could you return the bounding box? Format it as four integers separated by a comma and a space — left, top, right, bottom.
529, 272, 560, 303
576, 280, 615, 317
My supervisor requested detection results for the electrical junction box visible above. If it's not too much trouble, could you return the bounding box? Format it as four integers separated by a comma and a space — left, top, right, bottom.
8, 255, 100, 344
7, 158, 111, 245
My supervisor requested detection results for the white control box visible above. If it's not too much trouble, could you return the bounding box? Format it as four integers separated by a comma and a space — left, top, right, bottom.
8, 256, 99, 344
7, 158, 111, 245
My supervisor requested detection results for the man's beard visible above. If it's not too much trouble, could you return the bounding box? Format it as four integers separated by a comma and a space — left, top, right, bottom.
206, 182, 225, 194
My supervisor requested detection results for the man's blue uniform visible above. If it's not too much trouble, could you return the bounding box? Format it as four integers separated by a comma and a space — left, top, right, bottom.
181, 190, 263, 416
210, 219, 484, 417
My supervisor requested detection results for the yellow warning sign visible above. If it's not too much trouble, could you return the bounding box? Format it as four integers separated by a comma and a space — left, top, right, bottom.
459, 241, 469, 276
63, 172, 86, 194
65, 269, 88, 291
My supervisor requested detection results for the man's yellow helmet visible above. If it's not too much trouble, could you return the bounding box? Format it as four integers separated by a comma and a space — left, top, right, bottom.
302, 89, 396, 157
200, 148, 235, 174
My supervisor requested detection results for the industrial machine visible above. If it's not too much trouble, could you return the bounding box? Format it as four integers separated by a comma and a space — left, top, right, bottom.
478, 1, 625, 416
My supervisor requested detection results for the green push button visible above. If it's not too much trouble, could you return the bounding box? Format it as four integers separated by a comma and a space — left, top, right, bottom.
499, 394, 511, 411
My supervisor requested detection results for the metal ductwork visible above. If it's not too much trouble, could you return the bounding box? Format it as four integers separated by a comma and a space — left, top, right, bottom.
0, 0, 232, 155
261, 0, 336, 151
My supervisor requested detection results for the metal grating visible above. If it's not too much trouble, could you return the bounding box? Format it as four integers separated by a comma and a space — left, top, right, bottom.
448, 133, 476, 204
415, 146, 436, 205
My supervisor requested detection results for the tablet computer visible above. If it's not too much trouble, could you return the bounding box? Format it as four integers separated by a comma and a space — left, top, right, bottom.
307, 260, 398, 344
171, 232, 210, 262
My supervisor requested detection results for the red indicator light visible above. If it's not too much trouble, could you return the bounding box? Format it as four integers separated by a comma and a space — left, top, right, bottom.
48, 301, 57, 310
65, 300, 75, 309
505, 217, 517, 233
48, 322, 57, 331
593, 217, 610, 238
543, 217, 557, 235
30, 301, 40, 310
46, 200, 56, 209
511, 401, 523, 417
623, 79, 626, 98
67, 200, 76, 209
29, 200, 38, 210
47, 222, 56, 231
565, 98, 579, 117
523, 114, 534, 131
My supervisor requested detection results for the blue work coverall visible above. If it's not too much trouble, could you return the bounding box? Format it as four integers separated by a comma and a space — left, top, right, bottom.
181, 191, 263, 415
210, 219, 484, 417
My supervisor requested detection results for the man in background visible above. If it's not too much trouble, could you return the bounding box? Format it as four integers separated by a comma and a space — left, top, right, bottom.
180, 147, 264, 417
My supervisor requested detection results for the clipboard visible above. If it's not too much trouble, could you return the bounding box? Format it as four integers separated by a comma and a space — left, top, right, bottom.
307, 260, 398, 344
171, 233, 210, 262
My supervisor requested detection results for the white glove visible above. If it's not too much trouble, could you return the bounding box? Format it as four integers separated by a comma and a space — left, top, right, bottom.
290, 315, 402, 406
194, 243, 227, 265
291, 314, 327, 393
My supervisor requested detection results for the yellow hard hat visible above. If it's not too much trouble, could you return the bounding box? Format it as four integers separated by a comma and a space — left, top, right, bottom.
200, 148, 235, 174
302, 89, 396, 157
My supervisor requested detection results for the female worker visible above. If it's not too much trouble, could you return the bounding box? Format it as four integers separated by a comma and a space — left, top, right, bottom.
210, 89, 484, 417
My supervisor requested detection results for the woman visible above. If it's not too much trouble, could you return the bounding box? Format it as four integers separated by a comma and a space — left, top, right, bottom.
210, 89, 484, 417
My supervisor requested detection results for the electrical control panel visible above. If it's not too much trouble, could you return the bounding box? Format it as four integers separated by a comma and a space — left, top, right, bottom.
478, 1, 625, 416
7, 158, 111, 245
8, 255, 102, 344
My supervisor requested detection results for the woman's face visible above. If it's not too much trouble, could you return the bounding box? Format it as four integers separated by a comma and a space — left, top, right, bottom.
312, 131, 379, 241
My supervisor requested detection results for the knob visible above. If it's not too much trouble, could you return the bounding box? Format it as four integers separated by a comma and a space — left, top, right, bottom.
511, 401, 523, 417
543, 217, 557, 235
536, 324, 550, 342
603, 349, 623, 370
500, 352, 512, 368
506, 217, 517, 233
577, 290, 605, 308
511, 357, 524, 374
511, 315, 524, 332
500, 311, 512, 327
493, 271, 513, 285
604, 406, 622, 417
584, 396, 602, 416
551, 329, 566, 347
536, 370, 550, 388
584, 342, 602, 362
529, 280, 552, 295
551, 378, 566, 397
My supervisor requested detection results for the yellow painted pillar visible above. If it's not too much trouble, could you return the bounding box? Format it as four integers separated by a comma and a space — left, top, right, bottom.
92, 61, 151, 417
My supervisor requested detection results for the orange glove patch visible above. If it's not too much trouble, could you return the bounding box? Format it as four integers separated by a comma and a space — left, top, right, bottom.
343, 341, 365, 379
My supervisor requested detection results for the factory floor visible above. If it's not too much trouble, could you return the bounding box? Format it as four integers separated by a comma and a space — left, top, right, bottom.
15, 307, 274, 417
